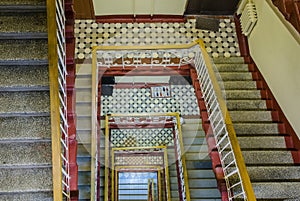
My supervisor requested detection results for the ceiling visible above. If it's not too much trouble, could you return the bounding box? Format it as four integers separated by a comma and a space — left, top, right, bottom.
74, 0, 241, 19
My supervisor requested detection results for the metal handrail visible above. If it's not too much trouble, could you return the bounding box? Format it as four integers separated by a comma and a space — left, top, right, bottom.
93, 43, 198, 69
47, 0, 70, 200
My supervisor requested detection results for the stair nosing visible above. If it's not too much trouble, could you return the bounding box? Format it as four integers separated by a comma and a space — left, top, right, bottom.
0, 139, 51, 143
0, 60, 48, 66
0, 86, 49, 92
0, 163, 52, 168
0, 5, 46, 12
0, 33, 48, 40
0, 112, 50, 117
0, 164, 52, 169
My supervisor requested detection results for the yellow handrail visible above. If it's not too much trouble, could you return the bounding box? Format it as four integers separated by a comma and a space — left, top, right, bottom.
91, 35, 99, 201
196, 39, 256, 200
47, 1, 63, 200
174, 112, 191, 201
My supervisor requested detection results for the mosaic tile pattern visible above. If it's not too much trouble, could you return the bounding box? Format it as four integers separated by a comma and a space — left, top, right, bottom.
101, 85, 200, 116
75, 18, 240, 59
115, 155, 164, 166
111, 128, 174, 147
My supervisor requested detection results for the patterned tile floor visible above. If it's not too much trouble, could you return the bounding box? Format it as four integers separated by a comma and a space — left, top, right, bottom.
75, 18, 241, 59
101, 85, 200, 116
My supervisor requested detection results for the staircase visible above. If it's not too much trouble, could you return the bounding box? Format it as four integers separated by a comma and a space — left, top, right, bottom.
182, 118, 221, 201
214, 56, 300, 200
75, 62, 94, 200
0, 0, 53, 200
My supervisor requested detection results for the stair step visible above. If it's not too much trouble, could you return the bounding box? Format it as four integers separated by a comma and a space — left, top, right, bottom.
183, 136, 206, 145
119, 189, 148, 194
216, 63, 249, 72
182, 130, 205, 138
185, 152, 211, 161
0, 1, 46, 15
0, 166, 52, 192
213, 57, 244, 64
77, 157, 91, 172
0, 65, 49, 90
0, 116, 50, 140
225, 90, 262, 100
0, 191, 53, 201
0, 141, 51, 166
119, 195, 148, 200
75, 77, 92, 89
76, 102, 92, 117
170, 169, 216, 179
181, 123, 203, 131
78, 185, 91, 200
76, 88, 92, 103
0, 13, 47, 39
78, 171, 91, 186
219, 72, 253, 81
77, 144, 91, 157
242, 150, 294, 165
76, 63, 92, 78
188, 179, 219, 188
184, 144, 209, 154
170, 177, 218, 189
252, 182, 300, 200
223, 80, 257, 90
215, 63, 249, 72
189, 189, 222, 199
226, 100, 267, 110
0, 91, 50, 115
77, 131, 92, 144
178, 160, 213, 171
77, 116, 92, 131
234, 123, 279, 135
229, 111, 273, 122
237, 136, 287, 150
0, 39, 48, 65
182, 118, 202, 124
247, 166, 300, 182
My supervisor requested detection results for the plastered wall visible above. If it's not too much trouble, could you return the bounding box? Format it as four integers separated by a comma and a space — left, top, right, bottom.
247, 0, 300, 135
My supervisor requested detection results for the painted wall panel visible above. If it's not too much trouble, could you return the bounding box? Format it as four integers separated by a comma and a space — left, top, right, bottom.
93, 0, 187, 16
248, 0, 300, 135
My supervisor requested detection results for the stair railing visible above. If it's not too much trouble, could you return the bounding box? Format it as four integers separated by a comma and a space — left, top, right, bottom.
148, 178, 155, 201
173, 113, 191, 201
194, 40, 256, 200
47, 0, 70, 200
91, 43, 199, 201
91, 42, 256, 200
103, 113, 187, 201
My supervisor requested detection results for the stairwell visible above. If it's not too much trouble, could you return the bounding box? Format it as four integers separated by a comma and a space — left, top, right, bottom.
182, 118, 221, 201
0, 0, 53, 200
75, 63, 93, 200
213, 56, 300, 200
75, 60, 223, 200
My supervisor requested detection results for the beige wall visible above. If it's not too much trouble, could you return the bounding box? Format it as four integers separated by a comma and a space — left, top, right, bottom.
247, 0, 300, 135
93, 0, 187, 16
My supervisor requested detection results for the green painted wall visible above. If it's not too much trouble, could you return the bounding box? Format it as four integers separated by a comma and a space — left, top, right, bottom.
247, 0, 300, 135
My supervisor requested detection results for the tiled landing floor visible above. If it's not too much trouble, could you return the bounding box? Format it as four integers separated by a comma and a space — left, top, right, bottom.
75, 18, 241, 59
